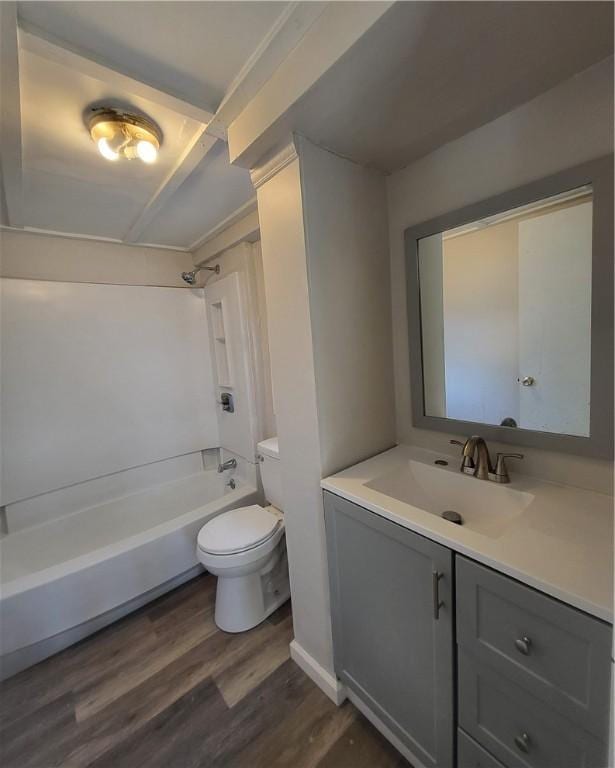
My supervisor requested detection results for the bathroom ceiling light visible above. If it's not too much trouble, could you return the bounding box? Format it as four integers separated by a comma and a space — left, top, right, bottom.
88, 107, 162, 164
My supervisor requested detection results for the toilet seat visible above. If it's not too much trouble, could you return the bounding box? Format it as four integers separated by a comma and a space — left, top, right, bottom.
197, 505, 282, 556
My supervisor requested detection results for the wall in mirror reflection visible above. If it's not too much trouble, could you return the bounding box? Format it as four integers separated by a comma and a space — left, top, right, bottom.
418, 186, 592, 437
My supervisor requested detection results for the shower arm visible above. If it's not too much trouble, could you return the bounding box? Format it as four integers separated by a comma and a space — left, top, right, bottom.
181, 264, 220, 284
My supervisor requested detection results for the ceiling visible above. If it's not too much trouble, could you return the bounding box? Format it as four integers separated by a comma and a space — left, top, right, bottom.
20, 46, 204, 242
1, 1, 290, 250
228, 1, 614, 173
17, 2, 285, 114
2, 2, 612, 251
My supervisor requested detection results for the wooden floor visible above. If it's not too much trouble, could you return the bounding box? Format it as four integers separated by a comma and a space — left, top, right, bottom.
0, 573, 409, 768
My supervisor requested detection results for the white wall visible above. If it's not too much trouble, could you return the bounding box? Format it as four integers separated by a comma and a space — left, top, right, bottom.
256, 153, 335, 675
441, 221, 519, 425
418, 234, 446, 417
0, 228, 194, 286
387, 56, 614, 494
191, 206, 259, 266
1, 278, 219, 505
255, 138, 396, 691
298, 137, 396, 476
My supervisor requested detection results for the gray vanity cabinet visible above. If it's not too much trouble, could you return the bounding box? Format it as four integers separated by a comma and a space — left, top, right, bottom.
324, 491, 454, 768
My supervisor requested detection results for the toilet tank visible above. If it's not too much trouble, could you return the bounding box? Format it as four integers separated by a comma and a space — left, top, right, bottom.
257, 437, 283, 510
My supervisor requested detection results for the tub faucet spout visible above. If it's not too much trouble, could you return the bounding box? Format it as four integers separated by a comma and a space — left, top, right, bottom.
218, 458, 237, 473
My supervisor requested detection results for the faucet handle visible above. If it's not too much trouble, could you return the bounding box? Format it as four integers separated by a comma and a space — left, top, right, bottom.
493, 452, 524, 483
497, 452, 524, 461
450, 439, 464, 446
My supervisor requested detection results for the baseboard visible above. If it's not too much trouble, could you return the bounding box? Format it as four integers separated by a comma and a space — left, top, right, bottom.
346, 689, 426, 768
289, 639, 347, 705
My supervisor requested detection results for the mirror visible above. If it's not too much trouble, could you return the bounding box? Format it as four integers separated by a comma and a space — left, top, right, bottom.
418, 186, 592, 437
405, 158, 613, 458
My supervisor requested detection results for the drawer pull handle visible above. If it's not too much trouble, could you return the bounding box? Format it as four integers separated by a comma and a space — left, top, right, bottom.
514, 636, 532, 655
514, 732, 531, 753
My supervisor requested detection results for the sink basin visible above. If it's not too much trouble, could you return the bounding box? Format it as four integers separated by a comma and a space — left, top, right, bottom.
365, 459, 534, 539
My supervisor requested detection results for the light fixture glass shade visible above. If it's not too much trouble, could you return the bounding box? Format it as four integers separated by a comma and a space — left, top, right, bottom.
136, 140, 157, 164
97, 137, 119, 161
88, 108, 162, 164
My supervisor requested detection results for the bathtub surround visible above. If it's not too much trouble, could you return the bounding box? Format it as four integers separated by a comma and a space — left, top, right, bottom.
0, 228, 217, 518
387, 55, 614, 495
203, 271, 259, 463
3, 452, 206, 534
193, 238, 276, 445
1, 278, 219, 504
255, 137, 395, 697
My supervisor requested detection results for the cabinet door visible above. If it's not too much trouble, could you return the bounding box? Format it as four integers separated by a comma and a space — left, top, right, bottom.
324, 491, 454, 768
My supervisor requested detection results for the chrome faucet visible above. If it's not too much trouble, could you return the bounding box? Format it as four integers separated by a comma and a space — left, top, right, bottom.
218, 457, 237, 473
450, 437, 523, 484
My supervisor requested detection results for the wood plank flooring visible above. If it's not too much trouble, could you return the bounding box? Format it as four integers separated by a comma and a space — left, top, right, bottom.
0, 573, 409, 767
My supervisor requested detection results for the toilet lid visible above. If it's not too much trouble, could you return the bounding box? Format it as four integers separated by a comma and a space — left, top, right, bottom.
197, 505, 281, 555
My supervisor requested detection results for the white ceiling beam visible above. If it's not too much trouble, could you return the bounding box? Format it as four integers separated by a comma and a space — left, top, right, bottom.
123, 128, 218, 244
0, 2, 24, 227
206, 2, 327, 141
190, 196, 258, 254
18, 22, 215, 124
226, 2, 394, 168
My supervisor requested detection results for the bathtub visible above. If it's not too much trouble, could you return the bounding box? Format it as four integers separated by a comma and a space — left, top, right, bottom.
0, 470, 258, 679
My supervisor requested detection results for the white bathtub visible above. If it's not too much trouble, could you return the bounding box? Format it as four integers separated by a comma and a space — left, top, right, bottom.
0, 470, 258, 679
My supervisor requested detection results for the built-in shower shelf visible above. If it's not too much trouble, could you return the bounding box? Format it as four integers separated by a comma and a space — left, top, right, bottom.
210, 299, 232, 386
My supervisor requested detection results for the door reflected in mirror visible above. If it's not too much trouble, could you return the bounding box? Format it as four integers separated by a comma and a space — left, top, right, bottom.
418, 185, 592, 437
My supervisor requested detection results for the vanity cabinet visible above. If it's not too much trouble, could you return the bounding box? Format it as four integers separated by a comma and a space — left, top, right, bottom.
324, 491, 612, 768
324, 491, 454, 768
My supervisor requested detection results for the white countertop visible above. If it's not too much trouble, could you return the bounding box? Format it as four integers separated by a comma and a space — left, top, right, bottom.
322, 444, 614, 623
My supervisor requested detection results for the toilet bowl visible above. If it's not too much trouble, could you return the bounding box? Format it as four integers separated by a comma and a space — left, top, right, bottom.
196, 438, 290, 632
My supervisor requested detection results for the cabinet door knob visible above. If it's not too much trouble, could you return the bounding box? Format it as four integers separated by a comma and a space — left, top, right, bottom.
514, 636, 532, 655
514, 732, 531, 753
519, 375, 535, 387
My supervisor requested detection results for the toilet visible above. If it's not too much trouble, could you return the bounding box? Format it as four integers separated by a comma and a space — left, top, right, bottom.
196, 438, 290, 633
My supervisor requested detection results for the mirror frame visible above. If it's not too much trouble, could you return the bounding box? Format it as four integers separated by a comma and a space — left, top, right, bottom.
405, 156, 613, 458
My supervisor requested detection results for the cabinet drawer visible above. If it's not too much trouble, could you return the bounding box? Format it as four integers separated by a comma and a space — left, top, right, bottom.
456, 556, 611, 738
458, 729, 507, 768
458, 650, 607, 768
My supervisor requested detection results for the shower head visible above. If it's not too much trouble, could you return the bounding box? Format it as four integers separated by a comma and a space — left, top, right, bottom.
181, 264, 220, 284
181, 270, 198, 285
